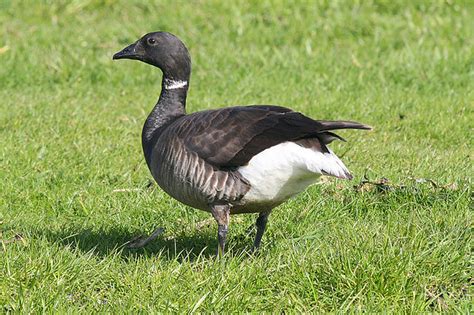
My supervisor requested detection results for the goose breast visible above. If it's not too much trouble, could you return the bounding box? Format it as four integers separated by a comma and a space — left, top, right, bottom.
148, 126, 250, 211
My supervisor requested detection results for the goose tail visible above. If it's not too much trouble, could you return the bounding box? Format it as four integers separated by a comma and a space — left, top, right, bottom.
317, 120, 373, 131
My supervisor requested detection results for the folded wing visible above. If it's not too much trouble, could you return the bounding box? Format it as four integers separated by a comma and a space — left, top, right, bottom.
171, 105, 371, 169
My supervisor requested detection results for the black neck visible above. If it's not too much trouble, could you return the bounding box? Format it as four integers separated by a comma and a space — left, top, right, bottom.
142, 75, 189, 164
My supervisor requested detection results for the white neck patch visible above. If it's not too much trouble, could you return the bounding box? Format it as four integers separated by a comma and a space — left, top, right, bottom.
164, 78, 188, 90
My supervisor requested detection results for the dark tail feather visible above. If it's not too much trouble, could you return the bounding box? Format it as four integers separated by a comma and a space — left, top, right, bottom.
317, 120, 372, 131
318, 131, 346, 144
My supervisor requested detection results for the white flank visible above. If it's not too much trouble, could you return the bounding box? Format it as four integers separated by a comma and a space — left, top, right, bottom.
164, 79, 188, 90
238, 141, 351, 204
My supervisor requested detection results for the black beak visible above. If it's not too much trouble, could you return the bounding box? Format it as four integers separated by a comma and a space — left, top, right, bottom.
113, 42, 140, 60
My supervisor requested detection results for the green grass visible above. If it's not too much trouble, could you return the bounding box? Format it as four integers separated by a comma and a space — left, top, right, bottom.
1, 0, 473, 312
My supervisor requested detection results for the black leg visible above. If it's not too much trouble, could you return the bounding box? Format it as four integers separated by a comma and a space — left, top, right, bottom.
253, 211, 270, 251
210, 204, 231, 256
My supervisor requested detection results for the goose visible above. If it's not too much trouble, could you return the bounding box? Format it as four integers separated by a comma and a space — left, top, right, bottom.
113, 32, 371, 255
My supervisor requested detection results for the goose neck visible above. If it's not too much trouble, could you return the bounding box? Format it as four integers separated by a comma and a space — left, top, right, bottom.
141, 75, 189, 163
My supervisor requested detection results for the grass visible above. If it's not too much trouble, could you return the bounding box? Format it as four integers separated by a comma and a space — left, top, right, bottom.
0, 0, 472, 312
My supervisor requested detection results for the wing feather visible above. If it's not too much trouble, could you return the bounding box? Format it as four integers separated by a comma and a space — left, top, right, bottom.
166, 105, 371, 168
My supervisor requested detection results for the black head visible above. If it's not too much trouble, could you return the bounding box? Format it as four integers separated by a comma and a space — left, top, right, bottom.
113, 32, 191, 80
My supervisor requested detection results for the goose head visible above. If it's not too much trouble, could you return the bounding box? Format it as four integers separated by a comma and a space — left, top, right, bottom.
113, 31, 191, 81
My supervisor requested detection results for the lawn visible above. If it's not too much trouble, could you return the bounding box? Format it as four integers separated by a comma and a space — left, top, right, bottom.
0, 0, 472, 312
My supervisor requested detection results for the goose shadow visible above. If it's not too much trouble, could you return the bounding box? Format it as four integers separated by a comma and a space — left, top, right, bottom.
37, 225, 256, 261
28, 184, 460, 262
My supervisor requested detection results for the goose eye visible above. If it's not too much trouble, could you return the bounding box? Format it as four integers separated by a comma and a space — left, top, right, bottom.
147, 38, 157, 45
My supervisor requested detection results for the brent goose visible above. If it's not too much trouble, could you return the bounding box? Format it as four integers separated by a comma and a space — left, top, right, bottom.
113, 32, 371, 254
